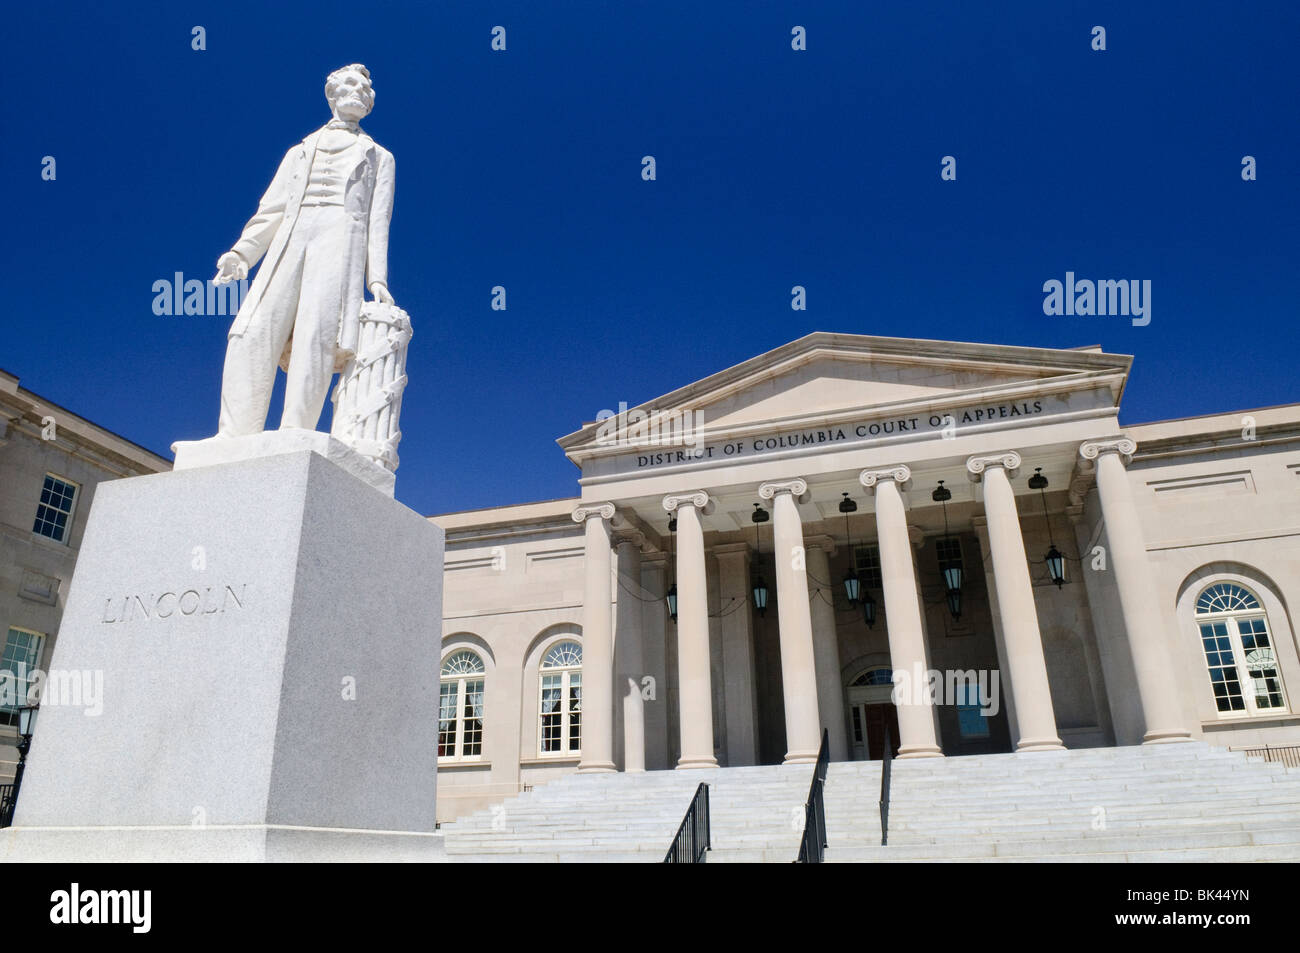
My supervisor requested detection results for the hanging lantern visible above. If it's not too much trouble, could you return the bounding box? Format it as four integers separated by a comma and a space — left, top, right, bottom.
1046, 545, 1066, 588
838, 492, 861, 605
751, 503, 770, 617
665, 582, 678, 622
945, 586, 963, 621
1029, 468, 1066, 588
933, 480, 963, 621
861, 590, 877, 629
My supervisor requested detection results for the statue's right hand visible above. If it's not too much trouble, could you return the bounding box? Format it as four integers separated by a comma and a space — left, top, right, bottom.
214, 251, 249, 285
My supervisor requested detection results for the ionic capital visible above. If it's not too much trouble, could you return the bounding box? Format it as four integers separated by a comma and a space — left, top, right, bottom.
662, 491, 710, 513
858, 465, 912, 491
572, 501, 616, 523
1078, 437, 1136, 468
758, 478, 809, 500
965, 451, 1022, 482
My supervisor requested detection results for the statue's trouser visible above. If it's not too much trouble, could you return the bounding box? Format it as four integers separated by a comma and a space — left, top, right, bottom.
218, 206, 348, 436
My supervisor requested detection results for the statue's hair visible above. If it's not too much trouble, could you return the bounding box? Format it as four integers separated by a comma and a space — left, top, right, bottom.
325, 63, 372, 103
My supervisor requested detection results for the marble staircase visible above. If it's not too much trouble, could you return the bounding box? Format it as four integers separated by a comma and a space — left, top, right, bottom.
437, 743, 1300, 863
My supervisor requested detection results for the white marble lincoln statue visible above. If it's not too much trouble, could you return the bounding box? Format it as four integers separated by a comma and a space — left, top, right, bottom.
204, 62, 411, 474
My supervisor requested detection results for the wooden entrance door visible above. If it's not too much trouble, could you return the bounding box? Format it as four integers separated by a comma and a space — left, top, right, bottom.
850, 702, 901, 760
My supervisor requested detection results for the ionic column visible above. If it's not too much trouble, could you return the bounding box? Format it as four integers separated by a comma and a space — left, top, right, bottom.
573, 502, 617, 772
663, 492, 718, 769
758, 479, 822, 764
966, 452, 1064, 752
640, 552, 671, 769
806, 537, 849, 761
614, 530, 647, 772
859, 466, 943, 759
1079, 438, 1193, 744
714, 542, 760, 766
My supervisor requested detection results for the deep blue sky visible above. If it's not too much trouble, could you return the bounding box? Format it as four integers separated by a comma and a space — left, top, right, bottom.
4, 1, 1297, 515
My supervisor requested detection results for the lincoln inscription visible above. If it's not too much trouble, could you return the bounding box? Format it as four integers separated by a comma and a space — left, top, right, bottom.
101, 585, 248, 623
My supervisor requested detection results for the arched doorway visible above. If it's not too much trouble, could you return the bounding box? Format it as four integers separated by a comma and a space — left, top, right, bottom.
846, 667, 900, 760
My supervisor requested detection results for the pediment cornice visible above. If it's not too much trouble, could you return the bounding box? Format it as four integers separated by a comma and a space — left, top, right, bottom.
558, 333, 1131, 465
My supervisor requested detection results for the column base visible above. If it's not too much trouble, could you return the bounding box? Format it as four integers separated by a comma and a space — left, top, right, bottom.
1142, 729, 1195, 744
675, 757, 719, 770
1015, 737, 1067, 752
576, 761, 617, 773
897, 745, 944, 759
783, 750, 820, 765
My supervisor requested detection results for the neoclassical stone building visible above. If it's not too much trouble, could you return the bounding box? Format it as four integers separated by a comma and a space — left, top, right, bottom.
430, 333, 1300, 822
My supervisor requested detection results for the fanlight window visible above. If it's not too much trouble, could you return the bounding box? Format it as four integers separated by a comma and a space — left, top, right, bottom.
1194, 583, 1287, 717
439, 650, 485, 761
1196, 583, 1261, 615
539, 640, 582, 756
852, 668, 894, 687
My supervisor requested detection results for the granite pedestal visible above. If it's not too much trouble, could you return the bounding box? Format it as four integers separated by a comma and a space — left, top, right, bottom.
1, 446, 443, 862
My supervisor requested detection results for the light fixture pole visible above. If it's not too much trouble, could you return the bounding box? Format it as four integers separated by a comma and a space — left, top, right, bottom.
932, 480, 964, 621
1028, 468, 1066, 588
751, 503, 770, 616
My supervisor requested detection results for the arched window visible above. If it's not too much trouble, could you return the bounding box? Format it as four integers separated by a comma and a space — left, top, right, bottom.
1195, 583, 1287, 716
439, 650, 485, 761
539, 641, 582, 756
851, 667, 894, 687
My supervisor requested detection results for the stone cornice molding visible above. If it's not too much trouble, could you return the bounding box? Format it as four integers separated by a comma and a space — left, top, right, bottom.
662, 491, 710, 513
572, 502, 616, 523
711, 541, 753, 558
965, 451, 1022, 482
858, 465, 912, 491
641, 551, 670, 568
1078, 437, 1136, 468
758, 478, 809, 500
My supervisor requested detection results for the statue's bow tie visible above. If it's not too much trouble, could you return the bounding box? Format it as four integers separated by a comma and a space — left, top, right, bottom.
326, 120, 360, 132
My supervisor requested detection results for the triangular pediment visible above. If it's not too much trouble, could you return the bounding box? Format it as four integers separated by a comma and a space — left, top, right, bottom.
558, 332, 1130, 461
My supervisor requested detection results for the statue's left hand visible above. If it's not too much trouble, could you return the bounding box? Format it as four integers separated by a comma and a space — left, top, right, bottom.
369, 281, 395, 305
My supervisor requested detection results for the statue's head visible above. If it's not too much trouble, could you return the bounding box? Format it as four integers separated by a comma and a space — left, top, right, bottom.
325, 64, 374, 122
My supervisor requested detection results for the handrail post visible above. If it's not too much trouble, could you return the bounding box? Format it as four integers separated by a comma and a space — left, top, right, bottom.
664, 782, 711, 863
795, 728, 830, 862
880, 720, 892, 847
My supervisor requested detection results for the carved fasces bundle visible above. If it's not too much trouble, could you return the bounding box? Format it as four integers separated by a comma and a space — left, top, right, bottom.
330, 301, 412, 472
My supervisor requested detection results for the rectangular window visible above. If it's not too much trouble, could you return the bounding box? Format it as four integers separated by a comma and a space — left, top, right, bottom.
1200, 621, 1245, 712
854, 545, 883, 590
1238, 618, 1285, 710
32, 474, 78, 543
955, 683, 990, 739
937, 537, 963, 579
437, 681, 458, 757
462, 678, 484, 756
1, 628, 45, 727
540, 674, 563, 752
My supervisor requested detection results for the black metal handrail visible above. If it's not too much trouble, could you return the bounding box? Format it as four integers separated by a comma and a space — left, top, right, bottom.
880, 721, 892, 846
0, 783, 15, 828
796, 728, 830, 862
664, 782, 710, 863
1231, 743, 1300, 769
